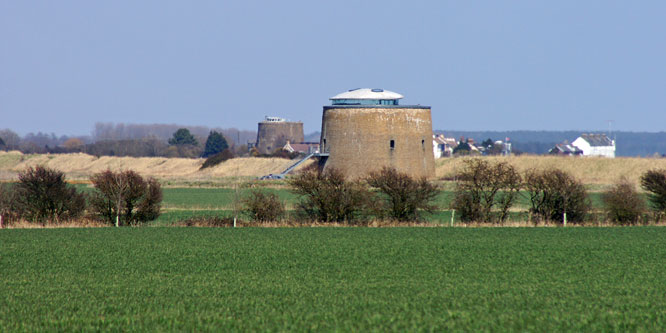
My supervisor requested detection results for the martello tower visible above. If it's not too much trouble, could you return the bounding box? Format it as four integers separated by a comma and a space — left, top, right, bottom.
255, 116, 304, 155
320, 88, 435, 179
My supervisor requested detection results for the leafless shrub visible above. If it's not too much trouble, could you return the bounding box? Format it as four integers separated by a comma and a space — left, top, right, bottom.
289, 168, 369, 223
524, 168, 590, 224
0, 184, 18, 227
12, 166, 86, 223
242, 189, 285, 222
450, 159, 522, 223
602, 178, 646, 225
640, 169, 666, 221
89, 170, 163, 226
366, 167, 439, 221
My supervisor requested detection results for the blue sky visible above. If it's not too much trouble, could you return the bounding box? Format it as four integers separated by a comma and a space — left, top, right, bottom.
1, 1, 665, 136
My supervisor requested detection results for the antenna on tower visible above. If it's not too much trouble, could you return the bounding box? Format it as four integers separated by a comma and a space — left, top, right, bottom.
607, 120, 616, 146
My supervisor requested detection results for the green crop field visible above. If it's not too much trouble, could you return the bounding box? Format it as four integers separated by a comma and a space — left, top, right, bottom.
1, 228, 665, 331
161, 187, 299, 210
159, 187, 603, 209
151, 187, 611, 225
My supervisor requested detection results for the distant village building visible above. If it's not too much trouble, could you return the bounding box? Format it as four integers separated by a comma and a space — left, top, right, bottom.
478, 138, 512, 156
282, 141, 320, 154
501, 139, 512, 156
319, 88, 435, 179
433, 134, 457, 158
255, 116, 304, 155
549, 142, 583, 156
571, 134, 615, 158
466, 138, 481, 153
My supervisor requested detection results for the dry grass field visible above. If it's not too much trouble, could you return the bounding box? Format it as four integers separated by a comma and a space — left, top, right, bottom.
0, 151, 313, 182
2, 151, 666, 186
436, 155, 666, 186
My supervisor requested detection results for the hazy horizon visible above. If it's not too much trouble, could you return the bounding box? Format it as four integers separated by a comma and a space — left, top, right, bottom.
8, 122, 666, 139
2, 1, 665, 136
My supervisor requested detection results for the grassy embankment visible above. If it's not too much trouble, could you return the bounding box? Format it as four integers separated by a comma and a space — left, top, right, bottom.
0, 151, 312, 183
1, 228, 665, 331
3, 151, 666, 185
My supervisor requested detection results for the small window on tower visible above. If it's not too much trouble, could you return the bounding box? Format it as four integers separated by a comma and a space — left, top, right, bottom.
422, 139, 425, 150
390, 140, 395, 150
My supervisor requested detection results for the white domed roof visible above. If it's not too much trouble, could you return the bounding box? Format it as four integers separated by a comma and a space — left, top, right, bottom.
330, 88, 403, 100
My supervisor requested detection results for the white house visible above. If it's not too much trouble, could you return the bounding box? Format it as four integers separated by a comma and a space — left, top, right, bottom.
571, 134, 615, 158
282, 141, 320, 154
433, 134, 457, 158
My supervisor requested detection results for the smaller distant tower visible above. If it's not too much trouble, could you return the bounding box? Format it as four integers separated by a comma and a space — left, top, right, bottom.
255, 116, 304, 154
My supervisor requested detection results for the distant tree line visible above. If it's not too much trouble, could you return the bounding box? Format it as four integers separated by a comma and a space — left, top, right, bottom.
92, 123, 255, 146
0, 123, 323, 163
6, 125, 666, 158
0, 123, 255, 158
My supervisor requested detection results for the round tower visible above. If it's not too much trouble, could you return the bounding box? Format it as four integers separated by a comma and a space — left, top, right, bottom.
255, 117, 304, 154
320, 88, 435, 179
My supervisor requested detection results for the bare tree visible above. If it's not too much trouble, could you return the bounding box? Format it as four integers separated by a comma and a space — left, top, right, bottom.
0, 184, 16, 227
603, 178, 646, 225
242, 189, 285, 222
640, 169, 666, 221
451, 159, 522, 223
524, 168, 589, 224
289, 168, 369, 223
90, 170, 163, 226
366, 167, 439, 221
0, 129, 21, 149
13, 166, 86, 223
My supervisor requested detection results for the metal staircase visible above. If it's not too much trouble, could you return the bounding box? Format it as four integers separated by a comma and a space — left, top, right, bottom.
260, 152, 329, 180
280, 153, 315, 176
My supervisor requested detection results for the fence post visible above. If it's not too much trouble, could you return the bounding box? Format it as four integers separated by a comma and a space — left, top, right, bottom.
450, 210, 455, 227
563, 212, 567, 227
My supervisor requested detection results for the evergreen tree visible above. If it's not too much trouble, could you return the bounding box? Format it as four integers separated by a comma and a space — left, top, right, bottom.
168, 128, 198, 146
202, 131, 229, 157
452, 139, 472, 155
